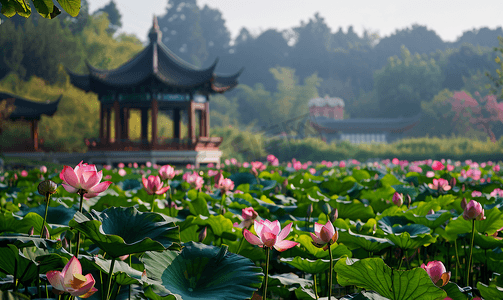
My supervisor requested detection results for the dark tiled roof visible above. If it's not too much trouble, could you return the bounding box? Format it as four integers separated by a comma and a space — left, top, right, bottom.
0, 92, 61, 121
310, 113, 421, 133
68, 16, 242, 95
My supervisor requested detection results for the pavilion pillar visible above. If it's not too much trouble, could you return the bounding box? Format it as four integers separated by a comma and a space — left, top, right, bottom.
151, 98, 158, 147
141, 108, 149, 145
121, 107, 129, 141
173, 109, 181, 140
31, 119, 38, 151
106, 107, 111, 144
114, 100, 121, 143
204, 101, 210, 137
199, 109, 204, 137
188, 101, 196, 144
99, 102, 105, 141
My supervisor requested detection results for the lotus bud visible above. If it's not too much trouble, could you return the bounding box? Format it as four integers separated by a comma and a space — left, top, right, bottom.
406, 194, 412, 207
198, 227, 207, 242
427, 209, 435, 215
421, 261, 451, 287
141, 270, 147, 282
41, 225, 50, 239
28, 226, 34, 236
462, 184, 465, 192
372, 223, 377, 235
38, 180, 57, 197
463, 200, 485, 221
392, 192, 403, 206
321, 203, 331, 215
305, 203, 313, 218
449, 177, 456, 187
460, 198, 467, 210
329, 208, 338, 223
119, 254, 129, 261
62, 237, 69, 249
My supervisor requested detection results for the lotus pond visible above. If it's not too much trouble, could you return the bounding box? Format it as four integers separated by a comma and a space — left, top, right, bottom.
0, 157, 502, 300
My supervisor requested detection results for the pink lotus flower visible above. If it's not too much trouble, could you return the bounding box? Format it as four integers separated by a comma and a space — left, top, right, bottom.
494, 165, 501, 172
426, 171, 435, 178
215, 176, 234, 194
183, 171, 204, 190
310, 220, 338, 249
142, 175, 170, 195
118, 163, 125, 169
46, 256, 97, 298
339, 161, 346, 168
20, 170, 28, 177
118, 169, 127, 177
428, 178, 451, 191
243, 220, 298, 252
208, 169, 219, 177
234, 207, 259, 229
463, 200, 485, 220
146, 161, 152, 168
432, 161, 445, 171
40, 166, 48, 173
59, 161, 112, 198
392, 192, 403, 206
421, 261, 451, 287
471, 191, 482, 197
159, 164, 176, 180
251, 161, 266, 176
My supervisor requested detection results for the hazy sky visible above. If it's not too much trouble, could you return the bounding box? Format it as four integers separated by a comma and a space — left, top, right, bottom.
88, 0, 503, 43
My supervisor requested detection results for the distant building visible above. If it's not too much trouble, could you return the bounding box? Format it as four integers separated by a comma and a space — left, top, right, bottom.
309, 95, 420, 144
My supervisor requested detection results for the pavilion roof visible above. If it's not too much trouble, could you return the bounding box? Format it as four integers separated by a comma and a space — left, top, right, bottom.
67, 16, 242, 96
0, 92, 61, 121
310, 113, 421, 134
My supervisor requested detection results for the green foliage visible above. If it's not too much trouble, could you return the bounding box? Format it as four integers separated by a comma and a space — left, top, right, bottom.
335, 257, 448, 300
375, 46, 443, 118
0, 0, 80, 19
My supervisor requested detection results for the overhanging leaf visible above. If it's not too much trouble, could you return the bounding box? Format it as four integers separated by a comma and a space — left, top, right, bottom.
69, 206, 180, 258
335, 257, 447, 300
141, 242, 263, 300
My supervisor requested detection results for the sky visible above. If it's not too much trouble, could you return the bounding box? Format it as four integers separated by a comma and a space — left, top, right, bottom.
87, 0, 503, 44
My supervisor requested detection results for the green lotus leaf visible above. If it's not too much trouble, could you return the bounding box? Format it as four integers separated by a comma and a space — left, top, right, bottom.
141, 242, 263, 300
442, 282, 469, 300
229, 172, 257, 187
190, 214, 237, 240
446, 208, 503, 237
385, 232, 437, 250
90, 256, 155, 286
329, 199, 375, 222
0, 234, 61, 250
392, 185, 418, 198
17, 212, 68, 237
380, 174, 402, 186
296, 234, 352, 259
378, 217, 431, 236
294, 287, 317, 300
404, 211, 452, 229
473, 232, 503, 249
0, 245, 38, 285
338, 230, 393, 252
280, 256, 330, 274
477, 282, 503, 299
187, 194, 210, 217
360, 185, 396, 202
335, 257, 447, 300
0, 291, 31, 299
18, 203, 77, 226
69, 206, 180, 258
339, 291, 392, 300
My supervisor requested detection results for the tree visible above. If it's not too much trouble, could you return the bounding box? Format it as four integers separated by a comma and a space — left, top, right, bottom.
199, 5, 230, 64
374, 46, 443, 118
157, 0, 207, 67
94, 0, 121, 34
0, 97, 15, 134
0, 19, 24, 80
450, 91, 503, 142
0, 0, 81, 19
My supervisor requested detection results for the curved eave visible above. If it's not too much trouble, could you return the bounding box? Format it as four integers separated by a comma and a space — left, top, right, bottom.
311, 114, 421, 134
1, 93, 62, 121
67, 69, 91, 92
210, 67, 244, 93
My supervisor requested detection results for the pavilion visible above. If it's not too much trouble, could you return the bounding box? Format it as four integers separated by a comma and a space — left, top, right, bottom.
66, 16, 243, 166
0, 92, 61, 152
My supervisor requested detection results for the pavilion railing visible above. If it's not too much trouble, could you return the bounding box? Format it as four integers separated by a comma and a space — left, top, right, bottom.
85, 137, 222, 151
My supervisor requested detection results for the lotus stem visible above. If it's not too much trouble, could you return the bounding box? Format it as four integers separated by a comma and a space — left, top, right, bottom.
328, 244, 333, 299
454, 238, 461, 283
151, 195, 155, 212
107, 258, 116, 300
167, 188, 172, 217
467, 219, 475, 287
313, 273, 319, 300
40, 193, 51, 238
263, 247, 270, 300
75, 191, 85, 257
37, 265, 41, 298
128, 255, 132, 300
236, 234, 245, 255
220, 193, 226, 215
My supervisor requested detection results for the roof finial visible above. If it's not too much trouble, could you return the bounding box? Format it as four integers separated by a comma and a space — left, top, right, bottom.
148, 14, 162, 43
